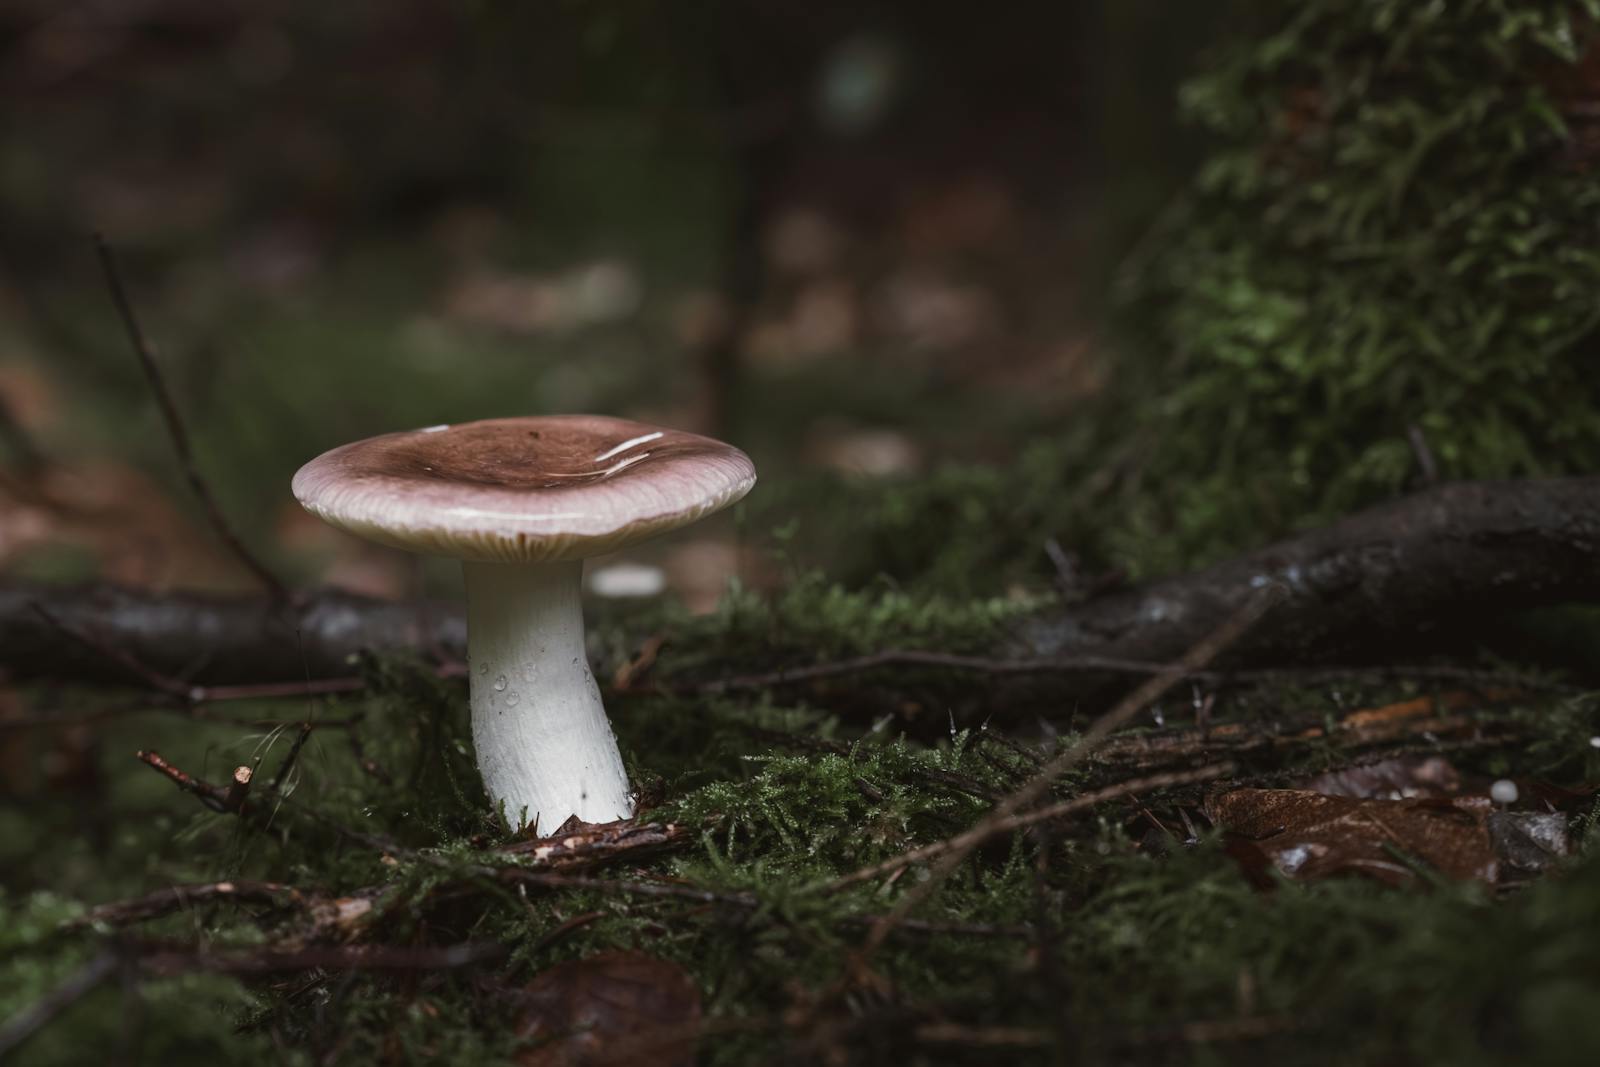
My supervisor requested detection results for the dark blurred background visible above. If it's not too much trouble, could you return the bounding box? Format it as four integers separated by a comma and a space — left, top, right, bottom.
0, 0, 1221, 606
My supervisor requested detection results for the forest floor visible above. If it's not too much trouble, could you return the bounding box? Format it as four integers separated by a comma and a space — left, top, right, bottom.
5, 8, 1600, 1061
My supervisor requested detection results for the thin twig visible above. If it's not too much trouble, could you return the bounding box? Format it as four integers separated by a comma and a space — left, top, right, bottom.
502, 870, 753, 906
692, 649, 1564, 695
696, 649, 1218, 692
841, 916, 1031, 939
528, 910, 606, 954
851, 586, 1283, 960
30, 600, 193, 700
93, 234, 287, 601
912, 1023, 1053, 1048
816, 763, 1234, 895
1043, 536, 1078, 595
192, 677, 369, 702
69, 881, 307, 929
135, 750, 235, 813
136, 941, 506, 976
222, 765, 253, 811
271, 722, 315, 791
500, 820, 697, 870
0, 702, 363, 734
1407, 423, 1439, 484
0, 951, 118, 1058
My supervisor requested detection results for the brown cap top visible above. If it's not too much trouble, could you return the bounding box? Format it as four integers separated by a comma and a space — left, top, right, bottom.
292, 415, 756, 563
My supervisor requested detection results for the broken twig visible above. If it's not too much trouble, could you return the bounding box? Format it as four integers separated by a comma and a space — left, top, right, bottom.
852, 586, 1281, 958
94, 234, 287, 601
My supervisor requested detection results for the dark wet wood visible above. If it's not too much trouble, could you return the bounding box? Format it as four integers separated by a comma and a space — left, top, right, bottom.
1, 478, 1596, 707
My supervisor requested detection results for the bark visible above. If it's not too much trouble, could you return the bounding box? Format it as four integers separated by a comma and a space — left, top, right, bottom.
1009, 476, 1600, 665
0, 581, 464, 688
0, 477, 1595, 694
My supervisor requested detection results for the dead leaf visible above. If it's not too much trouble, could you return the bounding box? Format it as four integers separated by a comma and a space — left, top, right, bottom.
1208, 788, 1500, 886
515, 951, 700, 1067
1486, 812, 1570, 875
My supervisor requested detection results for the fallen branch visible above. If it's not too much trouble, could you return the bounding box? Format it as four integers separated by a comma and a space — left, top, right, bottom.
499, 819, 698, 871
0, 580, 464, 690
694, 652, 1568, 696
29, 599, 193, 700
0, 478, 1595, 700
816, 762, 1236, 895
135, 941, 507, 976
69, 881, 309, 928
136, 750, 248, 814
1009, 476, 1600, 676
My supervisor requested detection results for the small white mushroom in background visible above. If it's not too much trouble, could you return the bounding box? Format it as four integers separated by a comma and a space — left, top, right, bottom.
587, 562, 667, 599
1589, 736, 1600, 750
1490, 779, 1519, 805
293, 415, 755, 832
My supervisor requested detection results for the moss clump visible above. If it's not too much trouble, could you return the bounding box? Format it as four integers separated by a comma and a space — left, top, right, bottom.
1113, 0, 1600, 571
5, 658, 1598, 1065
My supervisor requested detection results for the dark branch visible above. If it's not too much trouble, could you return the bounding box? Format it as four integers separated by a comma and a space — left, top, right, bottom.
0, 580, 464, 690
0, 478, 1594, 710
94, 234, 288, 601
29, 599, 193, 700
69, 881, 308, 929
135, 750, 239, 813
1010, 477, 1600, 672
135, 941, 507, 976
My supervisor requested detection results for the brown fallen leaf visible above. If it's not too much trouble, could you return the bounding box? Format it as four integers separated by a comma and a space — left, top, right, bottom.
1206, 788, 1567, 887
1487, 812, 1571, 876
515, 950, 701, 1067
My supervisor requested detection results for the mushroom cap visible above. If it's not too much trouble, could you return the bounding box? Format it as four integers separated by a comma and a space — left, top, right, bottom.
292, 415, 756, 563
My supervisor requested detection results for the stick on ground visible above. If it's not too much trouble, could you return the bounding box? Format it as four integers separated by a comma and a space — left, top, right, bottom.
0, 477, 1594, 700
851, 586, 1282, 960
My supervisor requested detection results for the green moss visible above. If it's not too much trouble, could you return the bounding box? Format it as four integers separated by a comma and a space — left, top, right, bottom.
8, 4, 1600, 1062
1114, 0, 1600, 569
4, 661, 1599, 1064
745, 0, 1600, 594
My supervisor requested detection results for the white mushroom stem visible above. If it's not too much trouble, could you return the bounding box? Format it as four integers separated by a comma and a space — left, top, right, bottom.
462, 559, 632, 831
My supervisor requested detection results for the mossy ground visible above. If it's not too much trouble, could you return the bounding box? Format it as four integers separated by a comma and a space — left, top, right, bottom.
5, 1, 1600, 1062
4, 612, 1599, 1065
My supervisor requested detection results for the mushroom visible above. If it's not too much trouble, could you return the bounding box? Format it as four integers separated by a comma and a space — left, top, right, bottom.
292, 415, 755, 830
